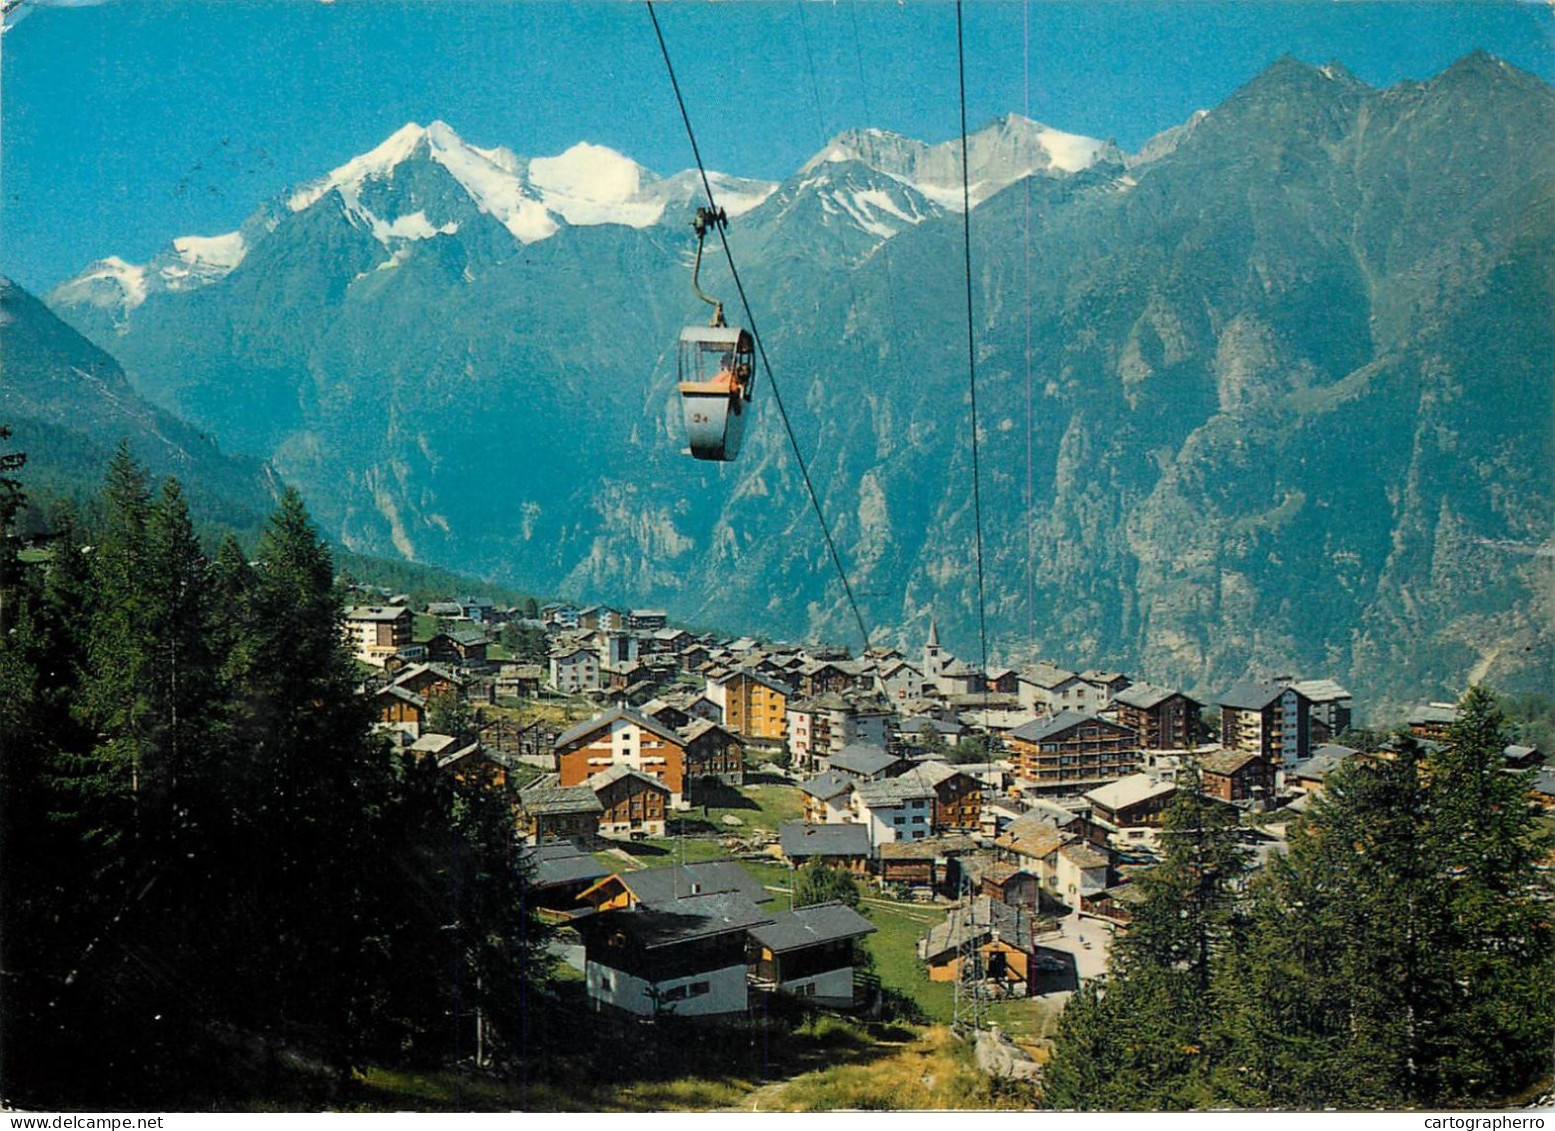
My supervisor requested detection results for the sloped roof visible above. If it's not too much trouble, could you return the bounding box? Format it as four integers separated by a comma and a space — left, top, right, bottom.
1293, 744, 1358, 780
749, 902, 875, 953
1007, 709, 1128, 744
994, 814, 1069, 860
779, 820, 871, 858
1113, 682, 1181, 710
1018, 662, 1078, 689
519, 843, 611, 888
346, 605, 410, 622
555, 706, 683, 749
1218, 681, 1288, 711
830, 744, 900, 777
588, 764, 671, 793
1086, 773, 1176, 812
798, 770, 855, 801
855, 776, 935, 809
591, 891, 774, 949
519, 782, 605, 816
1293, 678, 1350, 704
920, 896, 1046, 960
1200, 749, 1265, 776
610, 861, 773, 908
1408, 703, 1461, 726
898, 761, 963, 790
1058, 842, 1111, 870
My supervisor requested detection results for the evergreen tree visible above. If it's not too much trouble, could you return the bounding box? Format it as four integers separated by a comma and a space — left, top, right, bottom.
1045, 765, 1247, 1110
1213, 740, 1446, 1108
1422, 688, 1554, 1100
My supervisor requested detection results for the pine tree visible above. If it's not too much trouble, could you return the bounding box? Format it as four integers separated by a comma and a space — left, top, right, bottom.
1045, 765, 1248, 1110
1421, 688, 1555, 1101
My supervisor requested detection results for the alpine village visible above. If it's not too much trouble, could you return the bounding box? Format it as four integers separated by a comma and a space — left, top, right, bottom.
2, 450, 1552, 1108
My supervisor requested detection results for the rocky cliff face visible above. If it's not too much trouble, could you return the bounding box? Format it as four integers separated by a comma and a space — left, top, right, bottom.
43, 55, 1554, 714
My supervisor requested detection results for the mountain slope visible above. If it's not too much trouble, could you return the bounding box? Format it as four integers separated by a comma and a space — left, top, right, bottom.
42, 57, 1555, 713
0, 278, 280, 526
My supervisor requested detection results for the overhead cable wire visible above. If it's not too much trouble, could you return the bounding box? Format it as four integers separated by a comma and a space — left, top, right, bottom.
955, 0, 992, 691
646, 0, 872, 654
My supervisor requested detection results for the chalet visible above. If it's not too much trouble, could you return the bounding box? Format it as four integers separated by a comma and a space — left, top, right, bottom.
436, 742, 507, 790
426, 601, 465, 620
344, 605, 413, 667
373, 683, 426, 737
519, 842, 612, 915
918, 897, 1058, 995
777, 821, 872, 874
577, 861, 774, 913
897, 761, 983, 832
1086, 773, 1177, 829
646, 627, 694, 655
975, 860, 1041, 909
390, 662, 465, 701
798, 770, 856, 825
410, 732, 462, 762
1504, 744, 1544, 770
994, 813, 1072, 873
853, 776, 935, 848
1005, 710, 1141, 792
1112, 683, 1201, 750
641, 697, 693, 731
1408, 702, 1461, 743
516, 781, 604, 844
680, 719, 745, 789
798, 659, 867, 698
705, 668, 791, 745
549, 647, 601, 693
576, 891, 773, 1018
589, 766, 672, 838
1289, 743, 1358, 792
1218, 681, 1312, 769
495, 662, 543, 699
555, 707, 688, 803
829, 743, 907, 782
876, 835, 977, 892
748, 902, 876, 1006
1082, 882, 1149, 925
1199, 748, 1275, 804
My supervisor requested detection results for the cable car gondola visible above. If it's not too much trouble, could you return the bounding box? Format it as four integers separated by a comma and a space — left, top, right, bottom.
676, 207, 754, 462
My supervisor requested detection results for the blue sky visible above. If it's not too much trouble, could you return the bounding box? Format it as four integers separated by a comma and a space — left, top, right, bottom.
2, 0, 1551, 291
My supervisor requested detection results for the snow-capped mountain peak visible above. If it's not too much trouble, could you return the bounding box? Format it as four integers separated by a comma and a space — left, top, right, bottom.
286, 119, 558, 245
800, 114, 1120, 211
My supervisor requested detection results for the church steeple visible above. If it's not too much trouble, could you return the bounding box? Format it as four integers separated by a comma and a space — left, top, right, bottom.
926, 615, 940, 650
